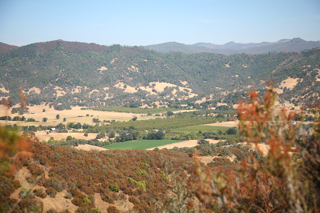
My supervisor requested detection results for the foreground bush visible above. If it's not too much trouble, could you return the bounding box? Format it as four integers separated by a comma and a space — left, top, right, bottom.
195, 84, 320, 212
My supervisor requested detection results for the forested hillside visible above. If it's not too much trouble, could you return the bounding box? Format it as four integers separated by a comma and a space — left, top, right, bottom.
0, 40, 319, 109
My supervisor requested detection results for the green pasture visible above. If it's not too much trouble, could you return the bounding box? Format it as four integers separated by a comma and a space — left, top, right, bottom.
171, 125, 229, 134
103, 139, 182, 150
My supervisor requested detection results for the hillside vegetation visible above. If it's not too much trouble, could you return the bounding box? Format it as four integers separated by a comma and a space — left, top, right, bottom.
0, 40, 319, 112
1, 87, 320, 212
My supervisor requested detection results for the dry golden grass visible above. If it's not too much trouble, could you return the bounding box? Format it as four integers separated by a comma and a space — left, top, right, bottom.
274, 88, 284, 94
0, 104, 140, 126
114, 82, 136, 93
74, 144, 107, 151
98, 66, 108, 74
315, 68, 320, 82
34, 131, 99, 142
110, 58, 117, 64
217, 102, 228, 106
205, 121, 238, 127
279, 77, 301, 90
0, 84, 10, 93
180, 80, 188, 85
71, 86, 82, 94
10, 167, 33, 199
195, 97, 206, 104
41, 190, 78, 212
10, 167, 77, 213
128, 65, 140, 73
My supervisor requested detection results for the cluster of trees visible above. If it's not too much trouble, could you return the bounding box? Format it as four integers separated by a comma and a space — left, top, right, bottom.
0, 116, 25, 121
67, 122, 91, 129
144, 130, 165, 140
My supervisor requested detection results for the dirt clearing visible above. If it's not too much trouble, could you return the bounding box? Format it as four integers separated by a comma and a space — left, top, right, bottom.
147, 139, 220, 150
205, 121, 238, 127
74, 144, 108, 151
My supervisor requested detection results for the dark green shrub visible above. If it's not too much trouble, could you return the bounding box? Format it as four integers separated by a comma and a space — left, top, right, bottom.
109, 184, 119, 192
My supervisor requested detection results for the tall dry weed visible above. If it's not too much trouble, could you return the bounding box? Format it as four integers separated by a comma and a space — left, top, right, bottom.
195, 82, 320, 212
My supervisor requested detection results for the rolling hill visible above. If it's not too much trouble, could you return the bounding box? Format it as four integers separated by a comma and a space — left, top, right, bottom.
0, 40, 319, 110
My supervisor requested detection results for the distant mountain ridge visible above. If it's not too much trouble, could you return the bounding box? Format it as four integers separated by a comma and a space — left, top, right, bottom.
144, 38, 320, 55
0, 40, 319, 109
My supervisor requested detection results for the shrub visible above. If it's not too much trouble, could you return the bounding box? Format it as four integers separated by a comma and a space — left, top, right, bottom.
195, 85, 320, 212
109, 184, 119, 192
64, 192, 72, 199
107, 206, 120, 213
26, 118, 36, 122
33, 188, 47, 198
226, 127, 237, 135
83, 197, 91, 204
45, 187, 57, 198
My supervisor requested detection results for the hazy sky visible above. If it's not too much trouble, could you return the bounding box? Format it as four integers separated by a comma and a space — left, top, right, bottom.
0, 0, 319, 47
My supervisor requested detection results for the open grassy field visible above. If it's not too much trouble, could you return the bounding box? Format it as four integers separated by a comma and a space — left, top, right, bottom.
103, 139, 182, 150
0, 104, 142, 126
84, 106, 181, 114
171, 125, 230, 134
34, 131, 99, 142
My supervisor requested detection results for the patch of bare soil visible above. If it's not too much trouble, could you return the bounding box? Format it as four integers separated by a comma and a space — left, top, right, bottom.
147, 139, 220, 150
41, 190, 78, 213
94, 193, 133, 213
205, 121, 239, 127
10, 167, 33, 199
74, 144, 108, 151
198, 156, 213, 165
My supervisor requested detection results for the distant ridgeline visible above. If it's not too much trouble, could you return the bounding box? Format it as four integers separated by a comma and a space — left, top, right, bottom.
0, 40, 319, 109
